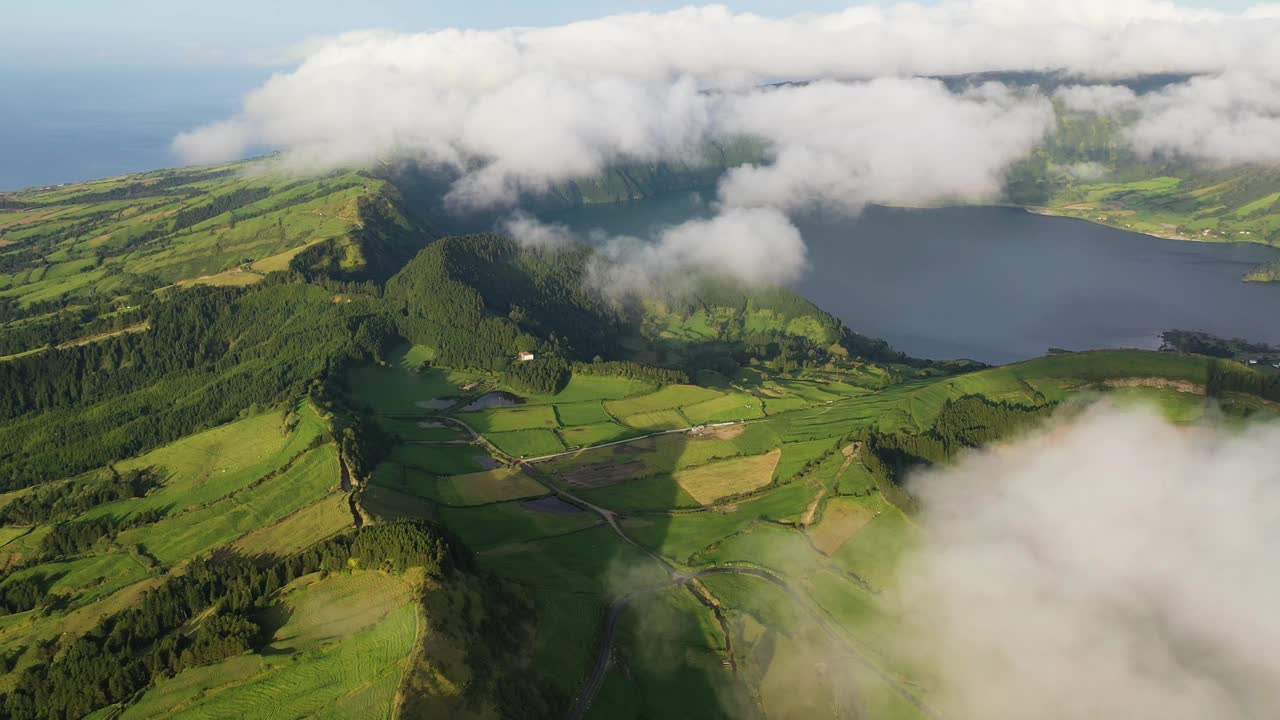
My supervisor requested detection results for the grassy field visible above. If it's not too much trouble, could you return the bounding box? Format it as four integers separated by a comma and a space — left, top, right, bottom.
592, 585, 734, 720
680, 392, 765, 424
578, 472, 702, 512
523, 374, 655, 405
486, 428, 565, 457
829, 494, 918, 591
478, 525, 669, 693
762, 350, 1211, 444
542, 422, 783, 482
374, 416, 469, 442
774, 438, 840, 482
123, 571, 418, 720
458, 404, 558, 433
809, 497, 877, 554
1043, 169, 1280, 246
617, 409, 688, 431
232, 494, 354, 558
347, 348, 480, 415
1, 550, 152, 607
368, 462, 451, 506
695, 566, 922, 720
324, 348, 1255, 716
623, 482, 817, 563
438, 500, 602, 548
556, 421, 635, 448
553, 401, 615, 426
673, 450, 781, 504
392, 444, 490, 476
438, 467, 549, 505
115, 443, 340, 565
0, 165, 404, 308
604, 384, 722, 417
84, 402, 327, 521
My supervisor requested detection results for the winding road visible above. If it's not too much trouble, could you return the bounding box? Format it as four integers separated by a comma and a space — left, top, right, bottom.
411, 411, 939, 720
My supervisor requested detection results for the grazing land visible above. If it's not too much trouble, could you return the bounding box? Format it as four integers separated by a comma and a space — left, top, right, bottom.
438, 467, 549, 505
122, 571, 418, 720
673, 449, 782, 504
604, 384, 722, 417
486, 428, 565, 457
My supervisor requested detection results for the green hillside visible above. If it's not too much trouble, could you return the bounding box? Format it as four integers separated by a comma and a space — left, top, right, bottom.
2, 158, 1279, 719
0, 160, 429, 319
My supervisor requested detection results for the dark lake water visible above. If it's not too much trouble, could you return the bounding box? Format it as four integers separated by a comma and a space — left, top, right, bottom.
546, 194, 1280, 365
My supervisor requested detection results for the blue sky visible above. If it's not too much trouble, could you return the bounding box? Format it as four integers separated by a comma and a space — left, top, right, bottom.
1, 0, 1259, 67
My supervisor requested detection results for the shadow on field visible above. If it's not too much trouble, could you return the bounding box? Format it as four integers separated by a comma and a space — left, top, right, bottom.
550, 428, 761, 720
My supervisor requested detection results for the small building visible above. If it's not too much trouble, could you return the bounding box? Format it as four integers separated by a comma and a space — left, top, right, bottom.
517, 352, 535, 362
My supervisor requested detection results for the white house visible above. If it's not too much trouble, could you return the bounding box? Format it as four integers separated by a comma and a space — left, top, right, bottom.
517, 352, 535, 362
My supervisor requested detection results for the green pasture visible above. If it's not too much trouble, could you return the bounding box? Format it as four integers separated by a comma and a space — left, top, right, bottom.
486, 428, 565, 457
124, 571, 417, 720
115, 444, 340, 565
604, 384, 722, 417
553, 401, 614, 426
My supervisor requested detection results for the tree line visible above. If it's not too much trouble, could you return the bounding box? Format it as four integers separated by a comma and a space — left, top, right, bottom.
1, 521, 465, 720
0, 277, 397, 489
1208, 358, 1280, 404
0, 468, 161, 525
857, 394, 1055, 511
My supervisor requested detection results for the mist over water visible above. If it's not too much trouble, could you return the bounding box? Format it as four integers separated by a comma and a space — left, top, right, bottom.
545, 194, 1280, 364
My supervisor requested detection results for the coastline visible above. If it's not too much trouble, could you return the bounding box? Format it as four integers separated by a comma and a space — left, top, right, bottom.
1021, 206, 1210, 245
878, 200, 1227, 244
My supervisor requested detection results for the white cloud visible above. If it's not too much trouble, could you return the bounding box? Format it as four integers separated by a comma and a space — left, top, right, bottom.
718, 79, 1054, 213
175, 1, 1280, 179
171, 2, 1280, 287
1128, 71, 1280, 164
605, 206, 807, 289
501, 212, 577, 250
505, 207, 806, 294
1054, 84, 1139, 115
897, 402, 1280, 719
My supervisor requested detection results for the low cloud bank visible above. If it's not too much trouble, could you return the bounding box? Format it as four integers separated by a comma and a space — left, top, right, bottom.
504, 206, 807, 291
173, 1, 1280, 287
897, 403, 1280, 719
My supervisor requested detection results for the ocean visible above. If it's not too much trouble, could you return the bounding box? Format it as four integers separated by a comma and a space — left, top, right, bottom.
0, 65, 270, 191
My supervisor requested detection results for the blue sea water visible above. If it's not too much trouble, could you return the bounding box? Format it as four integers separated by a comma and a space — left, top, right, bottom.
0, 66, 269, 191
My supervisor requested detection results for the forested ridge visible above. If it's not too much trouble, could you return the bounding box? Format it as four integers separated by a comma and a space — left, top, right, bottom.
0, 277, 397, 488
0, 522, 487, 720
